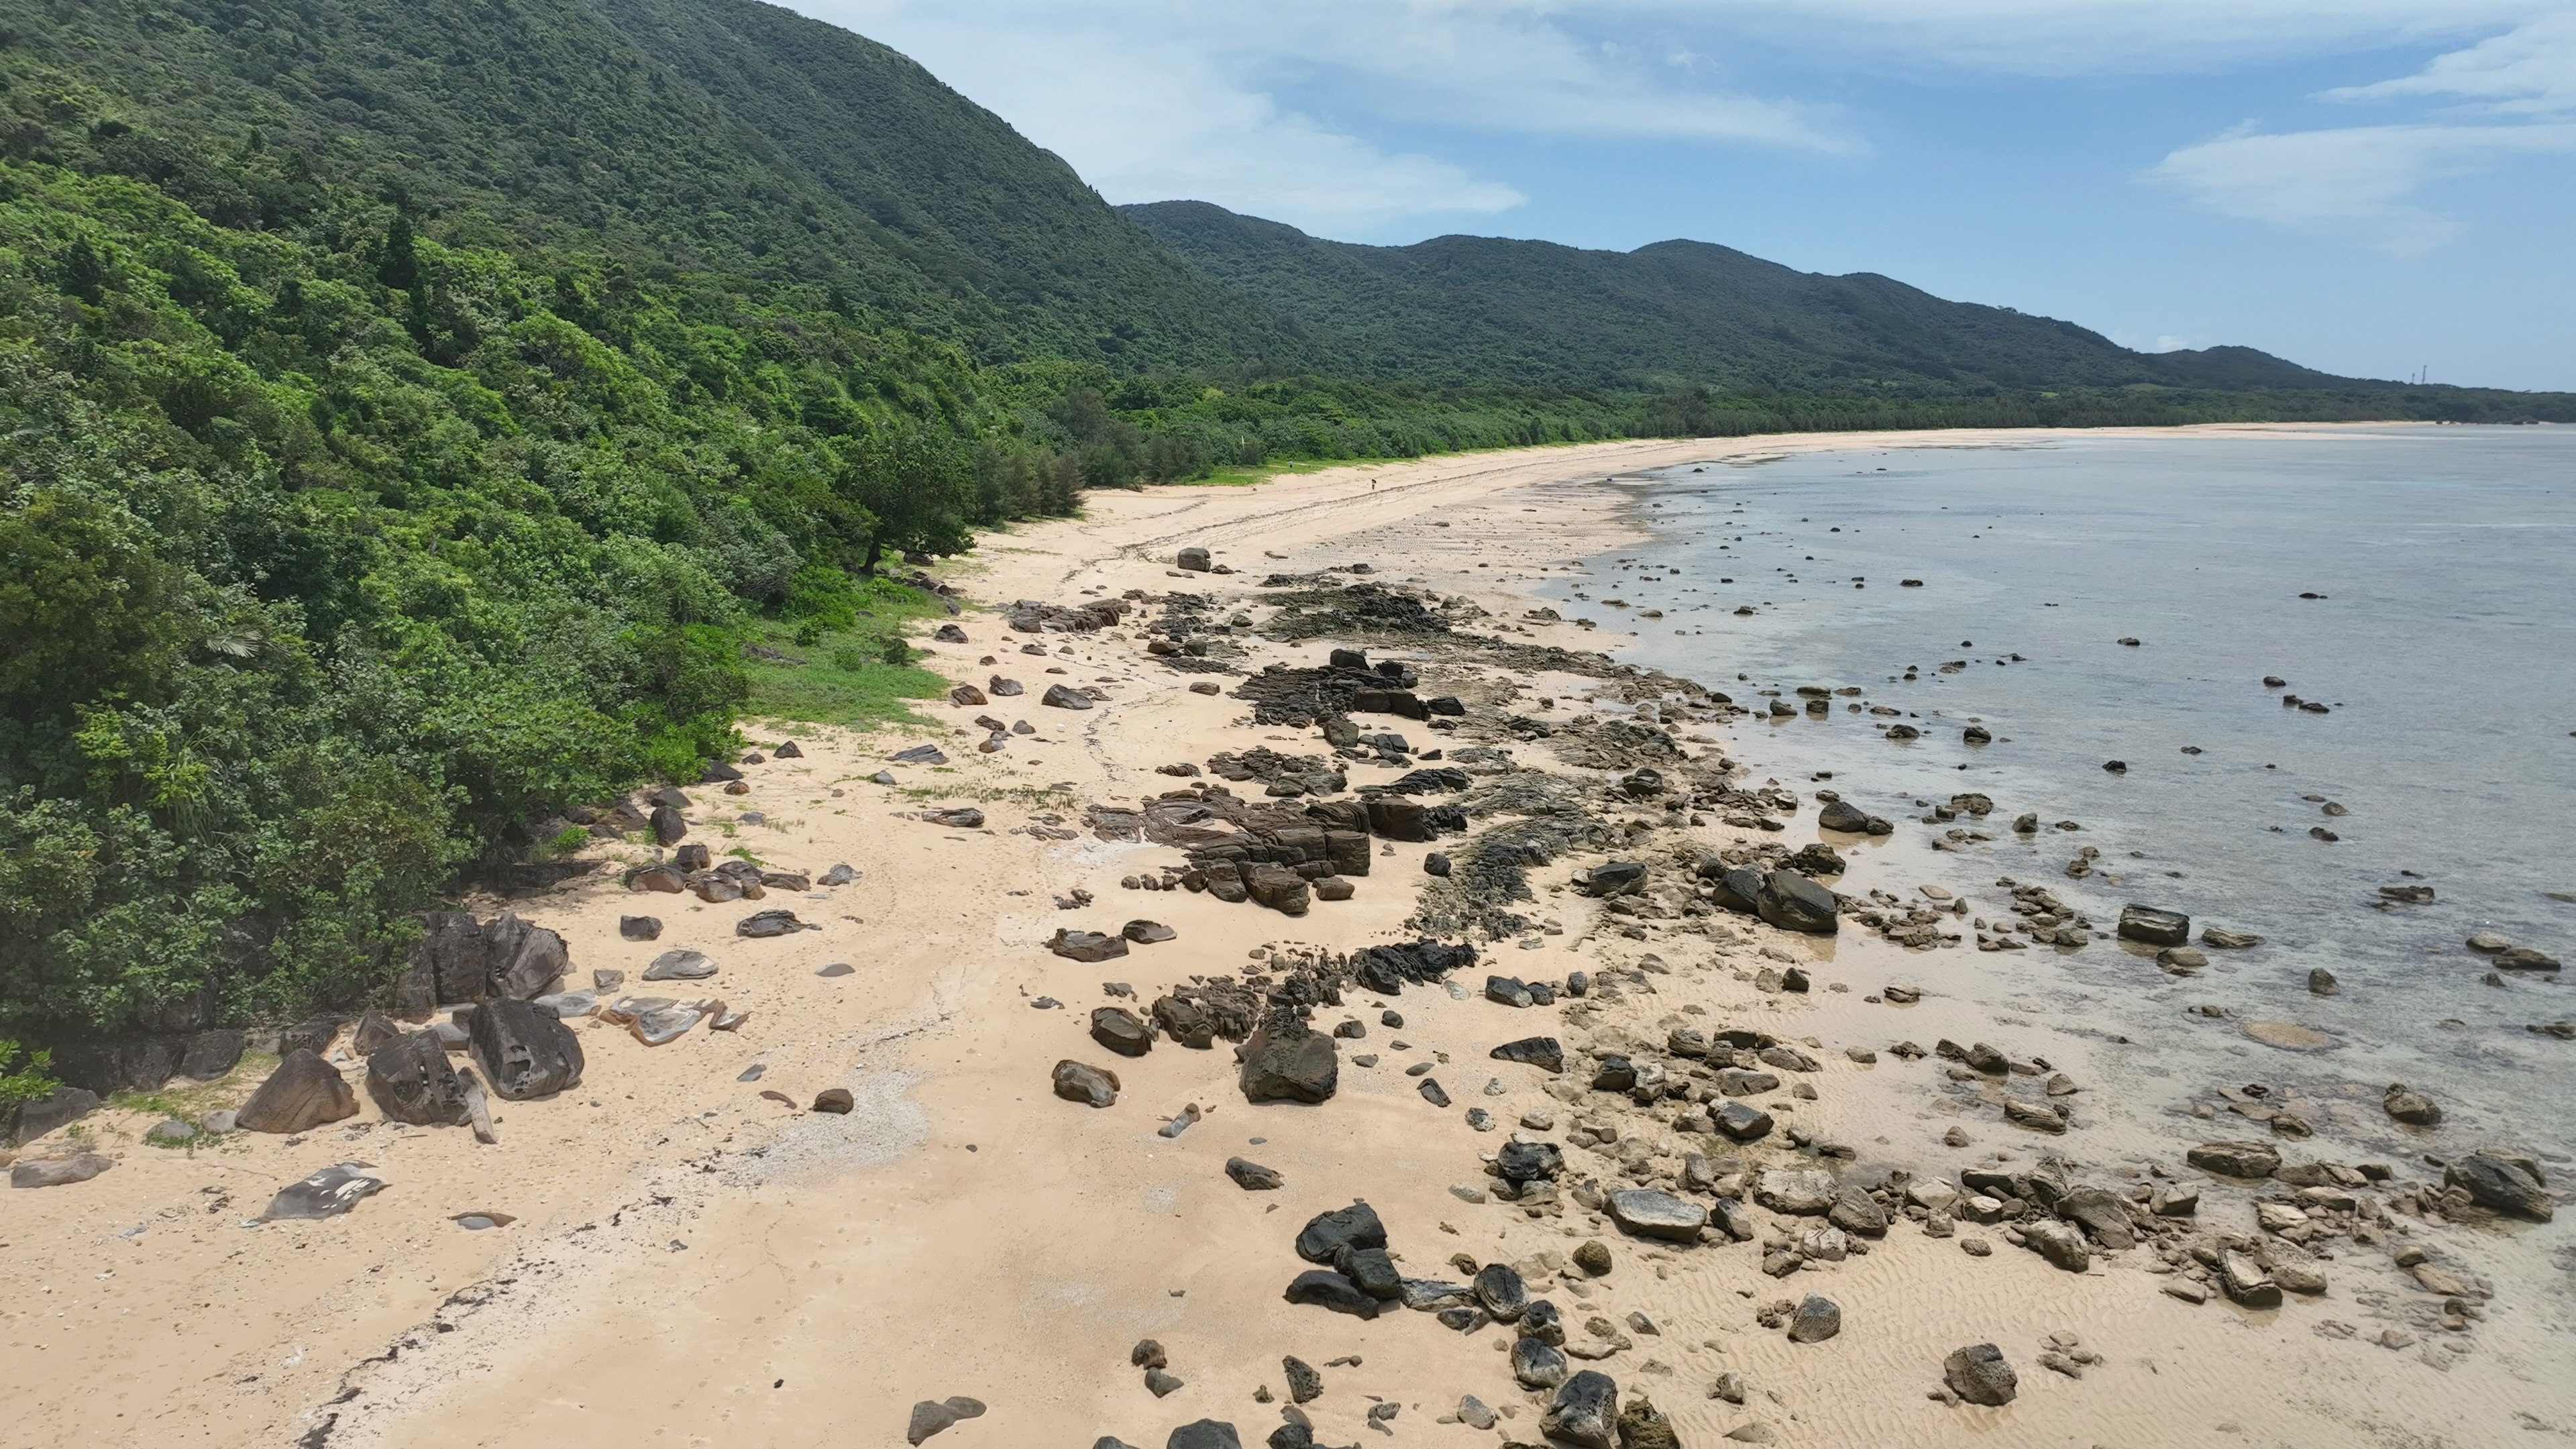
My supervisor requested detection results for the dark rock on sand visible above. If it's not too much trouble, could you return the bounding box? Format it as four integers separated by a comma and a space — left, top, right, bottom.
1512, 1336, 1569, 1389
1283, 1355, 1323, 1403
1497, 1140, 1564, 1183
1240, 1020, 1338, 1104
1474, 1260, 1531, 1320
1226, 1157, 1284, 1190
1578, 861, 1647, 898
1285, 1270, 1381, 1318
1758, 870, 1839, 934
1338, 1244, 1403, 1300
1296, 1202, 1387, 1263
468, 998, 585, 1099
1542, 1371, 1619, 1449
737, 908, 814, 938
1491, 1036, 1565, 1073
365, 1032, 468, 1126
1945, 1344, 2018, 1405
904, 1397, 987, 1444
1051, 929, 1131, 963
1716, 1101, 1775, 1142
1786, 1295, 1841, 1343
1053, 1060, 1120, 1108
1091, 1008, 1155, 1057
259, 1163, 387, 1222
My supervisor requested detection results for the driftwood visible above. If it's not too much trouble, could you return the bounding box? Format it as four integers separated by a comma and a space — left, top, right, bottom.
457, 1067, 499, 1144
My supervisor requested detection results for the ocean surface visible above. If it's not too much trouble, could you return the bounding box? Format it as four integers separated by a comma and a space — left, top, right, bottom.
1562, 425, 2576, 1166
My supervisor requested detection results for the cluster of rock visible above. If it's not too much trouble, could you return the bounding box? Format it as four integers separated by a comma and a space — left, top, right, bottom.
1006, 597, 1131, 634
1047, 941, 1476, 1120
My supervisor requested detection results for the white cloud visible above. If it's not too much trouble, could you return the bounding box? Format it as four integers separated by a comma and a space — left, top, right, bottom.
1559, 1, 2557, 75
2151, 15, 2576, 254
2324, 9, 2576, 113
2153, 120, 2576, 254
799, 1, 1848, 237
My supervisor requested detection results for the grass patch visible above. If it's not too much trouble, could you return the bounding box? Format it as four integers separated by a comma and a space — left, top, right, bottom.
1190, 458, 1361, 488
743, 592, 955, 731
109, 1051, 275, 1144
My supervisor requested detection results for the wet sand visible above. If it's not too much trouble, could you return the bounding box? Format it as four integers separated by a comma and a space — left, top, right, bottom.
3, 424, 2566, 1449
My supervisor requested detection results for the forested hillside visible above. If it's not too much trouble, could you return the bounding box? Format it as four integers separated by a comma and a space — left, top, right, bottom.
1, 0, 2565, 1057
1126, 201, 2357, 397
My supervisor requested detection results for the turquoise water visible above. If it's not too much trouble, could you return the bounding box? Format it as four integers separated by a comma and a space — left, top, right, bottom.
1581, 426, 2576, 1154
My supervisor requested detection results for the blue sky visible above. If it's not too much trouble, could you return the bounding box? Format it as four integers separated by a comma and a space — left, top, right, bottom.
799, 3, 2576, 390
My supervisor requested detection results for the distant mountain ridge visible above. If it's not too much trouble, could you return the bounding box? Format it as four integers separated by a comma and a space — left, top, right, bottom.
1123, 200, 2361, 396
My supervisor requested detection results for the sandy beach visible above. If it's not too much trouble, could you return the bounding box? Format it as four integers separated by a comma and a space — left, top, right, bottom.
4, 423, 2566, 1449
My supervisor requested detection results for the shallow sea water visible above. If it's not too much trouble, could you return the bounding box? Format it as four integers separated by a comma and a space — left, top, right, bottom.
1559, 426, 2575, 1171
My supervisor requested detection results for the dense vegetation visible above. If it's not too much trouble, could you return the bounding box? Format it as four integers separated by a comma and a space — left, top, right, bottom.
1125, 201, 2576, 423
3, 0, 2568, 1055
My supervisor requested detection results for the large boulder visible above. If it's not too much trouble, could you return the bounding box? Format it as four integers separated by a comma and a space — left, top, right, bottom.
365, 1031, 469, 1126
1816, 798, 1872, 833
236, 1050, 359, 1134
2186, 1140, 2281, 1179
1577, 862, 1646, 898
1283, 1270, 1379, 1318
1089, 1007, 1155, 1058
1049, 929, 1129, 963
2447, 1153, 2552, 1220
484, 913, 570, 999
1364, 797, 1436, 843
180, 1028, 245, 1079
650, 805, 688, 845
2118, 904, 2191, 947
466, 998, 585, 1100
1238, 1022, 1338, 1104
1496, 1140, 1564, 1183
1244, 863, 1312, 916
1542, 1371, 1619, 1449
1705, 865, 1766, 914
7, 1085, 101, 1145
1943, 1344, 2017, 1405
1605, 1189, 1707, 1242
1490, 1036, 1564, 1073
1757, 870, 1840, 934
411, 912, 568, 1004
1786, 1295, 1841, 1343
1053, 1059, 1120, 1108
11, 1154, 114, 1189
1295, 1203, 1387, 1263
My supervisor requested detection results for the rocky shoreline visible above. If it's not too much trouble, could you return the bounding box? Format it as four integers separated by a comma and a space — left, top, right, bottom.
3, 429, 2566, 1449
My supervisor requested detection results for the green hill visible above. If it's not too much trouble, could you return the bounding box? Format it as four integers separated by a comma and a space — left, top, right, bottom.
1121, 200, 2356, 396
